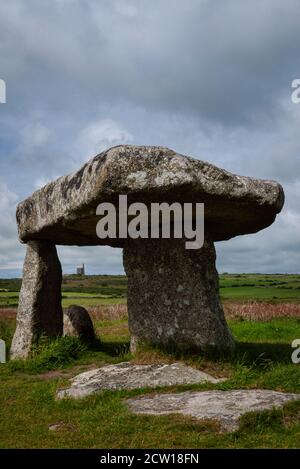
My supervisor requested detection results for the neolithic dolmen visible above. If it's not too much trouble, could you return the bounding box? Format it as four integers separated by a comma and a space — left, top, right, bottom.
10, 145, 284, 358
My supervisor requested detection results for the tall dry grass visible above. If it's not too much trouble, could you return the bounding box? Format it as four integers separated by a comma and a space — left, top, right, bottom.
1, 302, 300, 323
0, 308, 17, 319
224, 302, 300, 321
87, 304, 128, 321
88, 302, 300, 322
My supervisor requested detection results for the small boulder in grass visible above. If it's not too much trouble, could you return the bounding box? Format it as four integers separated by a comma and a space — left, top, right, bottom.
63, 305, 95, 343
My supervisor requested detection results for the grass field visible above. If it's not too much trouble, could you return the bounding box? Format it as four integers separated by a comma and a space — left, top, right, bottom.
0, 274, 300, 448
1, 273, 300, 308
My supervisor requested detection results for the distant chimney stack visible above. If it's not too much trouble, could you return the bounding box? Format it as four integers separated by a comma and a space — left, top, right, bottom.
76, 263, 85, 275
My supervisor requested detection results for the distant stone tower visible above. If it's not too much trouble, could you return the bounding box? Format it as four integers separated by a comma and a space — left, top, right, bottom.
76, 263, 85, 275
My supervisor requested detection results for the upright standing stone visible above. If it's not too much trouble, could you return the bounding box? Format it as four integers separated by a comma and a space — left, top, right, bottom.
124, 237, 235, 354
10, 240, 63, 359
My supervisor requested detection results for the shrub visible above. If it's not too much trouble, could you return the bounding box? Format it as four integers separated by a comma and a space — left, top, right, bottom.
8, 336, 87, 373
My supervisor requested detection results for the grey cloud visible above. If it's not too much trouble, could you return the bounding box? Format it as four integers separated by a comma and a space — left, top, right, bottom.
1, 0, 300, 124
0, 0, 300, 276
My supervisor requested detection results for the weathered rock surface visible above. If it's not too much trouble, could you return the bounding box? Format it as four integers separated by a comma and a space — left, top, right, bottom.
13, 145, 285, 357
56, 362, 224, 399
126, 389, 300, 431
16, 145, 284, 246
10, 240, 63, 359
124, 237, 234, 353
63, 305, 95, 343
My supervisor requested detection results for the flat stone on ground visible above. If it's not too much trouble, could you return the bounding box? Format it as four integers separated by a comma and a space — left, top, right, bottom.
125, 389, 300, 431
56, 362, 223, 399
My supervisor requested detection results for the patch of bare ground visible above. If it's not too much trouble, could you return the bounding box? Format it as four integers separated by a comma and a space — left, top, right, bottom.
36, 363, 104, 381
48, 421, 77, 432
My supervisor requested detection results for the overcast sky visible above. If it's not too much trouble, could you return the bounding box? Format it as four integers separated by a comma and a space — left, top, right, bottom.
0, 0, 300, 277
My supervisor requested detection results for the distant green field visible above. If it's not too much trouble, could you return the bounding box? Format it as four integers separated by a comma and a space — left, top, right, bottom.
1, 273, 300, 307
219, 274, 300, 302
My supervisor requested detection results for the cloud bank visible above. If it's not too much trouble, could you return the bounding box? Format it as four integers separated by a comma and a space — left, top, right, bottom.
0, 0, 300, 276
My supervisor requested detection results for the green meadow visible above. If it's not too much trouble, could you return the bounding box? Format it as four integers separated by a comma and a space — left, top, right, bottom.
1, 273, 300, 308
0, 273, 300, 448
